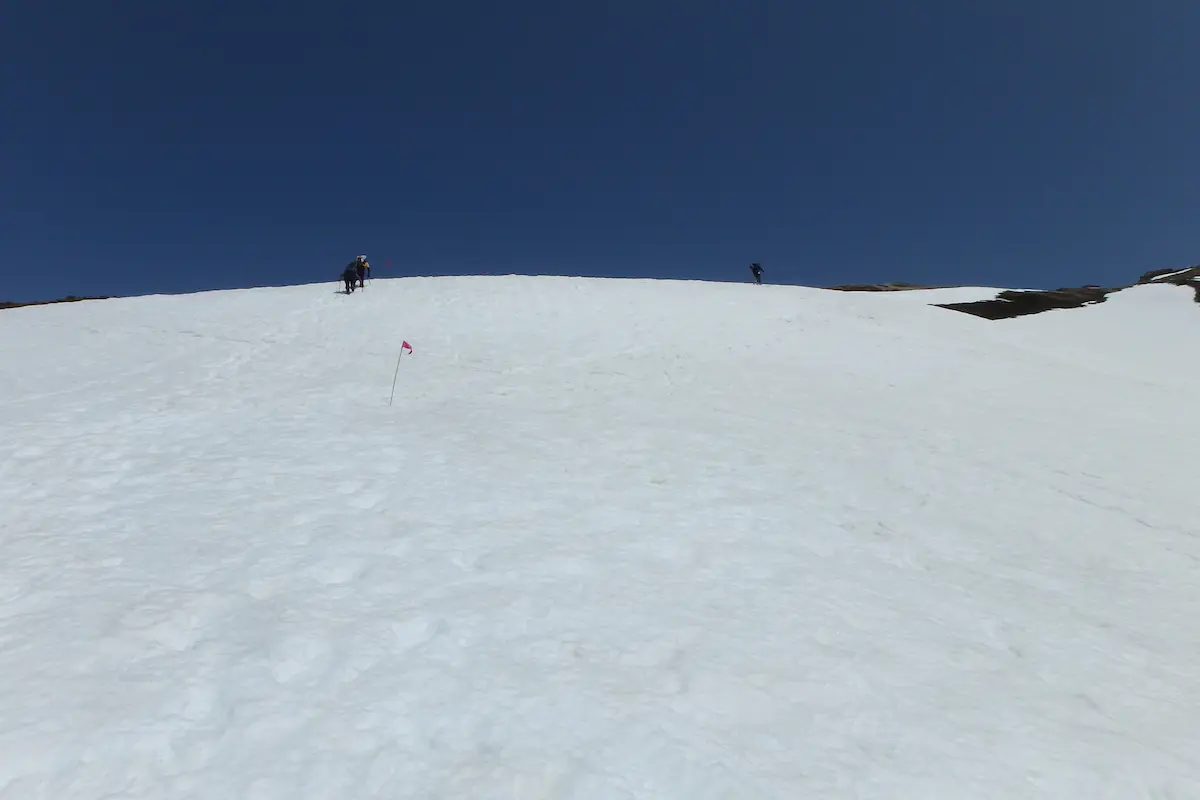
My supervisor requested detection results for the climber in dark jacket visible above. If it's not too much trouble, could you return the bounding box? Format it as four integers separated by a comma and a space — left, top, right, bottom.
342, 265, 358, 294
749, 263, 764, 284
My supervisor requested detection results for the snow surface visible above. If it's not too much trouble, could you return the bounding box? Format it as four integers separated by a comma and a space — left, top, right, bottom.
1, 276, 1198, 798
999, 283, 1200, 391
848, 286, 1013, 304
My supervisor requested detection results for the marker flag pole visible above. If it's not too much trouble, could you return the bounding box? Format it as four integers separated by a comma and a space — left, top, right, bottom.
388, 341, 413, 406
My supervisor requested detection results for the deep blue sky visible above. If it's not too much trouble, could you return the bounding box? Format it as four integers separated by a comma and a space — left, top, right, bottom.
3, 1, 1198, 301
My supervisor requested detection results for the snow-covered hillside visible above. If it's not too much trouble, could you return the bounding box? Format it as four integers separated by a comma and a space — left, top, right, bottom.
1, 276, 1197, 798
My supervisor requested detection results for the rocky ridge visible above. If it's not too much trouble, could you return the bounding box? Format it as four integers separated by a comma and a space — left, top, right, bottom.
830, 266, 1200, 320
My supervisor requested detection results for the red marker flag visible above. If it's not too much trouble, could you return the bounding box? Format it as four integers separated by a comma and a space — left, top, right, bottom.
401, 341, 413, 352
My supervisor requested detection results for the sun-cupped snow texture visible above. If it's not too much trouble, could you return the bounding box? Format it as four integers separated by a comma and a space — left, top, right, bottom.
0, 276, 1197, 798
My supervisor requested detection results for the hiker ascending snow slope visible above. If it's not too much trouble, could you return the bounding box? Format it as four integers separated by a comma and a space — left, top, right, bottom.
354, 255, 371, 289
750, 262, 764, 284
340, 255, 371, 293
342, 263, 359, 294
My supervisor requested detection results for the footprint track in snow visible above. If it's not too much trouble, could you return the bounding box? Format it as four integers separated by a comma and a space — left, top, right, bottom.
269, 634, 334, 685
308, 558, 368, 586
347, 492, 385, 511
390, 615, 446, 652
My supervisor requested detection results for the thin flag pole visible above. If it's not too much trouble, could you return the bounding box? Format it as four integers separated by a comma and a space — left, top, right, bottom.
388, 341, 412, 406
388, 351, 403, 406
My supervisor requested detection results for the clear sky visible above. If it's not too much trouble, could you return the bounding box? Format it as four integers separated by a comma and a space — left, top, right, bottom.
2, 1, 1198, 302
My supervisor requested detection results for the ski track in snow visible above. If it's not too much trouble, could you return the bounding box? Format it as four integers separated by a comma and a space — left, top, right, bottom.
0, 276, 1197, 798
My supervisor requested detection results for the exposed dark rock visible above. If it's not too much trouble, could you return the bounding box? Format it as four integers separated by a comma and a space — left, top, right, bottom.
1139, 267, 1181, 283
1138, 265, 1200, 302
929, 264, 1199, 320
1, 295, 111, 311
937, 286, 1114, 320
826, 282, 939, 292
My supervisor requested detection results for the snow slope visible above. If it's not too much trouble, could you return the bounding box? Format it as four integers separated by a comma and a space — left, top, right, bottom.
0, 276, 1197, 799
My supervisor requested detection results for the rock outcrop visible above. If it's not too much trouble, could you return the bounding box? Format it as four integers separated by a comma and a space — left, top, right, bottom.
826, 282, 939, 292
823, 263, 1198, 320
936, 286, 1115, 320
1, 295, 112, 311
1137, 266, 1200, 302
934, 265, 1199, 320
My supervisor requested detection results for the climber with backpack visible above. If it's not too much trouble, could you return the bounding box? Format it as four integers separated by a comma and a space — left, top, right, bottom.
354, 255, 370, 289
342, 263, 359, 294
340, 255, 370, 293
